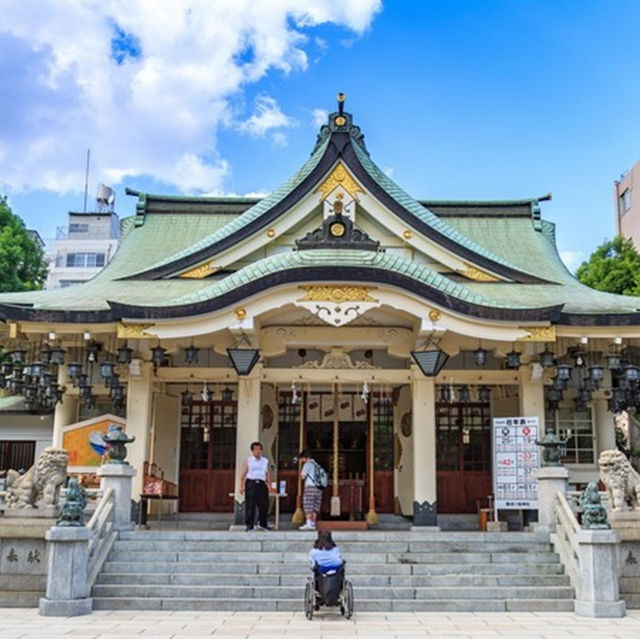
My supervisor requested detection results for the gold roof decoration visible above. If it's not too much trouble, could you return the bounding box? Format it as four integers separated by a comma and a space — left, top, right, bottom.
315, 162, 364, 201
117, 322, 157, 339
517, 325, 557, 342
460, 266, 501, 282
179, 261, 219, 279
298, 285, 378, 304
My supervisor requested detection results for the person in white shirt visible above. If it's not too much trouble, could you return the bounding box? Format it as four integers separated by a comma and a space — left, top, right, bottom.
239, 441, 272, 531
299, 449, 323, 531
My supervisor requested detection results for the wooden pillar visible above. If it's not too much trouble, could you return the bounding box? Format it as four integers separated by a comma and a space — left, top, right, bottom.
52, 365, 78, 448
125, 361, 154, 496
411, 369, 438, 527
233, 364, 262, 525
292, 388, 305, 525
330, 382, 340, 516
366, 385, 379, 526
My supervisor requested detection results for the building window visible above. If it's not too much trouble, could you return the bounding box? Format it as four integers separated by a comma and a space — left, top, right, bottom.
620, 188, 632, 214
66, 253, 106, 268
545, 405, 595, 464
69, 223, 89, 233
0, 440, 36, 472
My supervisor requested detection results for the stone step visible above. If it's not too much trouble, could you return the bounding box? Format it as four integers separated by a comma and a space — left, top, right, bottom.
111, 539, 552, 554
97, 572, 571, 588
101, 560, 566, 576
91, 583, 574, 601
91, 596, 575, 612
117, 530, 550, 543
105, 550, 560, 565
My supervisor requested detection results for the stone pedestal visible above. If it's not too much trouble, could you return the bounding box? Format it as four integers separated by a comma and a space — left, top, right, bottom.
574, 529, 626, 618
97, 464, 136, 532
608, 510, 640, 609
535, 466, 569, 532
38, 527, 92, 616
4, 506, 59, 519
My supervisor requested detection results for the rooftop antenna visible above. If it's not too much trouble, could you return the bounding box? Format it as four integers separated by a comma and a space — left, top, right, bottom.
82, 148, 91, 213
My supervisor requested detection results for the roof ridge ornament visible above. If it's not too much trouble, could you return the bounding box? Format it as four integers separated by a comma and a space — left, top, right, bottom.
311, 93, 367, 155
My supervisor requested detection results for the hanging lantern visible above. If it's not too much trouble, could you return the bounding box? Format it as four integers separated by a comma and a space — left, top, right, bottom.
440, 385, 451, 403
201, 383, 213, 402
556, 364, 573, 381
606, 352, 622, 371
10, 349, 26, 364
0, 373, 5, 389
548, 388, 563, 403
458, 386, 471, 402
151, 345, 167, 367
624, 365, 640, 384
110, 384, 125, 402
574, 397, 588, 413
49, 347, 66, 365
473, 347, 488, 367
573, 350, 586, 368
67, 361, 82, 379
105, 373, 120, 390
80, 384, 93, 399
40, 347, 52, 366
589, 365, 604, 384
227, 347, 261, 376
411, 347, 449, 376
12, 366, 23, 381
505, 350, 521, 369
181, 389, 193, 407
222, 386, 233, 402
1, 361, 13, 375
99, 361, 115, 380
39, 372, 53, 388
184, 344, 200, 365
86, 341, 100, 363
478, 385, 492, 403
579, 388, 592, 403
539, 349, 556, 369
116, 345, 133, 364
30, 361, 45, 378
76, 373, 89, 389
552, 376, 567, 391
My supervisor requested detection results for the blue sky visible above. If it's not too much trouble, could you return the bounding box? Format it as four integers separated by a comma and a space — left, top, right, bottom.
2, 1, 640, 271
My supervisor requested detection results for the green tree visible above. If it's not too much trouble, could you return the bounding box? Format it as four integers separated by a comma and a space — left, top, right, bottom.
0, 196, 47, 292
576, 235, 640, 296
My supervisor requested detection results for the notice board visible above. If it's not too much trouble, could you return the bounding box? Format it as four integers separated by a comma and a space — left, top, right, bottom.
492, 416, 540, 510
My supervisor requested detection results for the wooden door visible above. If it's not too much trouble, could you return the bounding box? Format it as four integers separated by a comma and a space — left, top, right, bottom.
179, 400, 237, 512
436, 401, 492, 513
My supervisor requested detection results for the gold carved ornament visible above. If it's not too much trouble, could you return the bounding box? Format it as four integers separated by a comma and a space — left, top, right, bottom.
117, 322, 157, 339
460, 266, 500, 282
179, 261, 218, 279
298, 285, 378, 304
517, 325, 557, 342
315, 162, 364, 201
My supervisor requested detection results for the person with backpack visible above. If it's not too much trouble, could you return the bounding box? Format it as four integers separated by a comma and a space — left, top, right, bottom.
298, 449, 327, 530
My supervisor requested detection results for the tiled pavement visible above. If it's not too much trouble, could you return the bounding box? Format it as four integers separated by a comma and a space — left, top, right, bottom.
1, 609, 640, 639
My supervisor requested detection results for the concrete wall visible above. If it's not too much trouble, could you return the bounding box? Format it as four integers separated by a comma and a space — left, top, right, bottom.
616, 158, 640, 249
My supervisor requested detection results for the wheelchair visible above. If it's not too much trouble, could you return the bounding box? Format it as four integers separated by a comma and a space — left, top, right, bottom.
304, 563, 354, 619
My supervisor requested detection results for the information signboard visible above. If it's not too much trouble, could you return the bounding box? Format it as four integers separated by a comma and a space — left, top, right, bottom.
492, 416, 540, 510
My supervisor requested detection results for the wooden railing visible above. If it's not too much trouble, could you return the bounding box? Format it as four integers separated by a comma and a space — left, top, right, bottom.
553, 489, 580, 594
86, 487, 117, 587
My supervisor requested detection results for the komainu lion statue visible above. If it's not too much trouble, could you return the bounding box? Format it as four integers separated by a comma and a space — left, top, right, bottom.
5, 447, 69, 509
598, 449, 640, 511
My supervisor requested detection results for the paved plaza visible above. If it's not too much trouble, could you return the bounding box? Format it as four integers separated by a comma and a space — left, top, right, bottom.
1, 609, 640, 639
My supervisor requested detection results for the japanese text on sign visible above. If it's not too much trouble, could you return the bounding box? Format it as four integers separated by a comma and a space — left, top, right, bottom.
493, 416, 539, 510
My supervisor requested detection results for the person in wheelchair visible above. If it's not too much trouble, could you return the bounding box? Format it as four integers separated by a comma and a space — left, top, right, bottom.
309, 531, 344, 606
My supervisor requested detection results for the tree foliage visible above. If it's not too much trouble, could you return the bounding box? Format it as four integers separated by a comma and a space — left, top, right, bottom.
576, 235, 640, 297
0, 196, 47, 292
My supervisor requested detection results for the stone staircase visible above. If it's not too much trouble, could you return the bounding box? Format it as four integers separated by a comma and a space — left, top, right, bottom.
92, 530, 575, 612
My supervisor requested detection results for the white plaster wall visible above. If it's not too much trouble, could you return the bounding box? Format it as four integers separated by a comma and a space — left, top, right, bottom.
0, 414, 54, 463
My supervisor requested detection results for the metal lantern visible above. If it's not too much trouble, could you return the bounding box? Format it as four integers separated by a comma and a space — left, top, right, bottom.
151, 345, 167, 367
30, 361, 45, 377
116, 345, 133, 365
606, 352, 622, 371
624, 365, 640, 384
40, 348, 52, 365
573, 350, 586, 367
106, 373, 120, 390
222, 387, 233, 402
505, 350, 521, 369
589, 365, 604, 384
539, 349, 556, 368
67, 361, 82, 379
1, 361, 13, 375
80, 384, 93, 399
579, 388, 592, 403
184, 344, 199, 365
227, 347, 261, 376
411, 348, 449, 377
39, 372, 53, 388
457, 386, 470, 402
86, 341, 100, 363
10, 349, 26, 364
473, 347, 488, 367
0, 373, 5, 389
556, 364, 573, 381
478, 385, 491, 403
76, 373, 89, 389
110, 384, 125, 402
49, 347, 66, 365
440, 385, 451, 403
548, 388, 563, 403
181, 389, 193, 406
552, 375, 567, 391
574, 397, 588, 413
99, 361, 115, 380
12, 366, 23, 381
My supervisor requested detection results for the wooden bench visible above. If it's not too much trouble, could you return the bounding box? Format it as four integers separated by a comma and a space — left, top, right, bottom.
139, 462, 179, 527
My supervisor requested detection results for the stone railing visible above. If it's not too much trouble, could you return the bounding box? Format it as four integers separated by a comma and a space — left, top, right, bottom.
86, 487, 117, 587
553, 490, 580, 591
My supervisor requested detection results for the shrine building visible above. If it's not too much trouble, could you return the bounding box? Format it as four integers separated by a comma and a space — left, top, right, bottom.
1, 96, 640, 527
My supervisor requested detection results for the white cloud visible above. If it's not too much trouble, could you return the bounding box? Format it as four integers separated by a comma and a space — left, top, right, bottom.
0, 0, 382, 195
312, 108, 329, 128
239, 95, 295, 138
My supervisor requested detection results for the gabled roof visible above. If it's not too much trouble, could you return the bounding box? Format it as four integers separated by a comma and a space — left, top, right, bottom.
1, 100, 640, 326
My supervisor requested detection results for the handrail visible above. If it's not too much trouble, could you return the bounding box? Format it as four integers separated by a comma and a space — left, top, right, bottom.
86, 487, 117, 587
553, 490, 580, 594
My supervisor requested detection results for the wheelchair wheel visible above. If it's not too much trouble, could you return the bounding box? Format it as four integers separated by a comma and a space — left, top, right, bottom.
343, 580, 354, 619
304, 579, 315, 620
